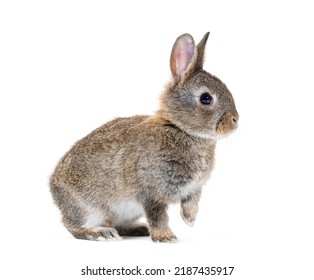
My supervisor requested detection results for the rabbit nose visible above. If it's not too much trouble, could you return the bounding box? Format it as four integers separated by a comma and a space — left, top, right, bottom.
231, 110, 239, 125
229, 110, 239, 130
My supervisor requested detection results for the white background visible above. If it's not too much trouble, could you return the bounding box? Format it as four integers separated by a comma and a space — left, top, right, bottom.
1, 0, 313, 279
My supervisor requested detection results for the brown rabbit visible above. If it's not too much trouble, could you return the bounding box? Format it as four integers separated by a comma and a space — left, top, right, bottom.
50, 32, 238, 242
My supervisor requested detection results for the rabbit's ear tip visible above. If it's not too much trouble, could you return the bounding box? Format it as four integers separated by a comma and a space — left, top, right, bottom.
177, 33, 194, 43
202, 32, 210, 43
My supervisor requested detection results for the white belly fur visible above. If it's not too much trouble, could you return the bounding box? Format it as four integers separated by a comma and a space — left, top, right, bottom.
81, 200, 145, 228
113, 200, 145, 224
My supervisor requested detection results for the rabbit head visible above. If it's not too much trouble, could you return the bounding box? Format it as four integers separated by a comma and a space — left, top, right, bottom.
159, 32, 238, 140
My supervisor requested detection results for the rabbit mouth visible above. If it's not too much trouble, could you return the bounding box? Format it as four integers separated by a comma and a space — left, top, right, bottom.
216, 111, 238, 137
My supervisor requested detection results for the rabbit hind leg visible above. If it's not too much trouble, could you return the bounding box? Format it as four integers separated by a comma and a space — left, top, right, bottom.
62, 205, 121, 241
51, 184, 121, 241
67, 225, 121, 241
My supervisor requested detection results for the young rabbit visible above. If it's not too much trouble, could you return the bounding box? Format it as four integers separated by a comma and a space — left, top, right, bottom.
50, 32, 238, 242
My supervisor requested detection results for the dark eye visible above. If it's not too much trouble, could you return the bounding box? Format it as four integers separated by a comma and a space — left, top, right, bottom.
200, 92, 213, 105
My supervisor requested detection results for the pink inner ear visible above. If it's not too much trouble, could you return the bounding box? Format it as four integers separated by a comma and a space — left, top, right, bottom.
176, 40, 194, 75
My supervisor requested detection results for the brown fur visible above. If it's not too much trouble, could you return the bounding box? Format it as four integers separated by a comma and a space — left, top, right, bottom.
50, 32, 238, 242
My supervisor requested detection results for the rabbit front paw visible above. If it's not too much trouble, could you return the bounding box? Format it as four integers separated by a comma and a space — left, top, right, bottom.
150, 229, 177, 243
180, 203, 198, 227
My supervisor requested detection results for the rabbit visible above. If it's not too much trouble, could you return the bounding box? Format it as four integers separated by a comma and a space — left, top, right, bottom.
50, 32, 238, 242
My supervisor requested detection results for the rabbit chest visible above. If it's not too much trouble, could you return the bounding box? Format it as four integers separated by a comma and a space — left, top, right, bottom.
161, 140, 215, 201
133, 123, 216, 202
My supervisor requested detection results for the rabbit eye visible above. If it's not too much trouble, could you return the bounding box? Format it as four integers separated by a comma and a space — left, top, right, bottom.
200, 92, 213, 105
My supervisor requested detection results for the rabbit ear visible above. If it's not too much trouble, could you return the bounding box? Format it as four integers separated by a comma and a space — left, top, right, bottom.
170, 33, 210, 84
170, 33, 195, 78
196, 32, 210, 69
